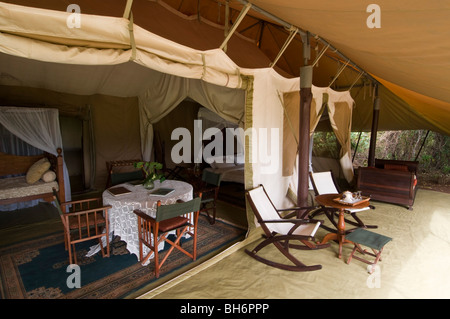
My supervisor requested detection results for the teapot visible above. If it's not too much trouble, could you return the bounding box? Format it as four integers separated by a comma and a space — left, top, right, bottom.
342, 191, 354, 203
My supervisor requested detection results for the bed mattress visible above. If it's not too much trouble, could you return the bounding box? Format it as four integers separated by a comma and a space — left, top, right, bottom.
0, 176, 58, 200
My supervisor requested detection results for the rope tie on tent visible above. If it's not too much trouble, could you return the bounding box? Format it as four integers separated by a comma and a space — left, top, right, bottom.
349, 71, 364, 91
224, 74, 230, 87
128, 12, 136, 61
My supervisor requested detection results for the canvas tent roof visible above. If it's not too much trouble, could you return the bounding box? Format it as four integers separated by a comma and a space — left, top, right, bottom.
0, 0, 449, 136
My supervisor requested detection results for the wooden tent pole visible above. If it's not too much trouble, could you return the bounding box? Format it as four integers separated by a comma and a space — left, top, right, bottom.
297, 65, 313, 215
368, 83, 380, 166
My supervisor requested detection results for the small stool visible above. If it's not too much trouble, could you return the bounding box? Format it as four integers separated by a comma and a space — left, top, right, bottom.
346, 228, 392, 273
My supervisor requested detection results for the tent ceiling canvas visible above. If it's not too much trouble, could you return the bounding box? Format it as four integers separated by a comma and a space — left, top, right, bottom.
0, 0, 449, 135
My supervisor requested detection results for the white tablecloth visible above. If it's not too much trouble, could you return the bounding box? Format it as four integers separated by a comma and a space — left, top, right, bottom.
88, 180, 193, 264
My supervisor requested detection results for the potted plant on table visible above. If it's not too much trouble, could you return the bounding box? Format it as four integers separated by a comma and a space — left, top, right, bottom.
133, 161, 166, 190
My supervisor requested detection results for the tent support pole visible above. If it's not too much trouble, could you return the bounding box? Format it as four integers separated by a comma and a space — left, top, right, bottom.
328, 60, 349, 87
297, 65, 313, 215
270, 27, 298, 68
123, 0, 133, 19
368, 84, 380, 167
312, 43, 329, 67
219, 3, 252, 50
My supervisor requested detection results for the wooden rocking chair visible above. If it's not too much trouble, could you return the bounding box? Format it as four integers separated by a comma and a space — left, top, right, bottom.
245, 185, 329, 272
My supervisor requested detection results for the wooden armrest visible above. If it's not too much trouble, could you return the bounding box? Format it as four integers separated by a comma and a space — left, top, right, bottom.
63, 197, 103, 206
61, 205, 112, 216
133, 209, 156, 222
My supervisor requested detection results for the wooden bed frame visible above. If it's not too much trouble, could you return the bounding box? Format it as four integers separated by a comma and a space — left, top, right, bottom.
0, 148, 65, 206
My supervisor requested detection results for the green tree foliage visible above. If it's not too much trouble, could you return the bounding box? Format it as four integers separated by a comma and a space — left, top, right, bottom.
314, 130, 449, 180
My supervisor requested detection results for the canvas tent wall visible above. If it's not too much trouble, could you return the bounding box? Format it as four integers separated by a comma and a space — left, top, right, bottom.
0, 1, 357, 232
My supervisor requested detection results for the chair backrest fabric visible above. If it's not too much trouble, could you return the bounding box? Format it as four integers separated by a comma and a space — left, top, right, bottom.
310, 171, 339, 195
247, 185, 285, 232
156, 197, 201, 222
247, 185, 320, 236
111, 170, 144, 185
202, 170, 221, 186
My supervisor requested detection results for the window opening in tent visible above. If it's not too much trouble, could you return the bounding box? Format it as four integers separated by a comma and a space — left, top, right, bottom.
312, 116, 349, 190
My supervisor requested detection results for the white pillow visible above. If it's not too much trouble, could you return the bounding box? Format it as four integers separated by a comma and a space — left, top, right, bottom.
42, 170, 57, 182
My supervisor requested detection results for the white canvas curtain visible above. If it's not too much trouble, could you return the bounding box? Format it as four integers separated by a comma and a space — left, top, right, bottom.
0, 107, 72, 206
313, 88, 355, 183
281, 88, 355, 204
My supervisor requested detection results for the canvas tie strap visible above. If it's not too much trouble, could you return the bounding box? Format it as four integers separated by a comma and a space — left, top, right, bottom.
128, 12, 136, 61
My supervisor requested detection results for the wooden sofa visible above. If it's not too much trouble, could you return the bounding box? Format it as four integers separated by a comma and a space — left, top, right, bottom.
356, 159, 418, 210
0, 148, 65, 206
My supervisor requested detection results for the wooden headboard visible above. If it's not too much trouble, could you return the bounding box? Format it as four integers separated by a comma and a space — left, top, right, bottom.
0, 148, 65, 205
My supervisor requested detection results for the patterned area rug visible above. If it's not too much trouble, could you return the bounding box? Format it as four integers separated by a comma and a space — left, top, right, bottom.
0, 216, 246, 299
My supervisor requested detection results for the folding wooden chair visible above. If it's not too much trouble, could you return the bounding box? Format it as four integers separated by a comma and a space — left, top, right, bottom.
133, 197, 201, 278
346, 228, 392, 273
245, 185, 329, 272
194, 170, 222, 225
309, 171, 377, 232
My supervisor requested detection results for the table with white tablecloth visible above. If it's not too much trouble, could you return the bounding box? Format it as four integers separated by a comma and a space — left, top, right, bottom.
92, 179, 193, 264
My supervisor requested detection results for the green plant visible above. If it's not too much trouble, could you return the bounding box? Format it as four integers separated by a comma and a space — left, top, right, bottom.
133, 161, 166, 183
